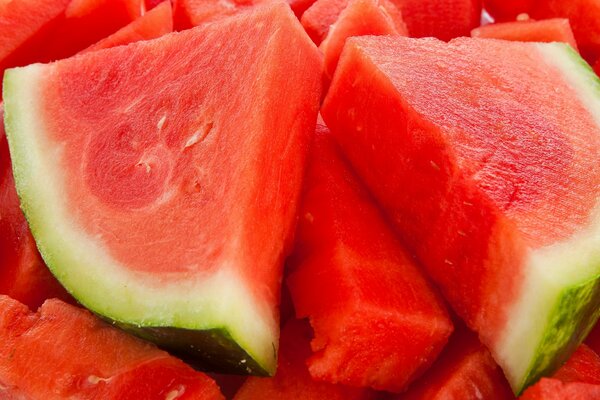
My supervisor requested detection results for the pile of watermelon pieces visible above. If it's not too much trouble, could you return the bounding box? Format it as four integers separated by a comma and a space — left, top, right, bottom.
3, 0, 600, 398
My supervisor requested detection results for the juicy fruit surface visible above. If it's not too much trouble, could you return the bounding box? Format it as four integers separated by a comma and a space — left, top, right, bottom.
287, 128, 452, 392
471, 19, 578, 50
4, 3, 322, 375
399, 323, 514, 400
173, 0, 274, 30
320, 0, 406, 80
301, 0, 349, 44
234, 319, 376, 400
83, 0, 173, 53
0, 296, 224, 399
321, 36, 600, 392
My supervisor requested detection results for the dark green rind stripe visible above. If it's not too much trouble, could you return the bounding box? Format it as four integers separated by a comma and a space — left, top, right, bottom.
517, 274, 600, 394
117, 323, 273, 376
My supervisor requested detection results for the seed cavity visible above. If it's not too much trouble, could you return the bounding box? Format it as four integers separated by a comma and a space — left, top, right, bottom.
165, 385, 186, 400
88, 375, 111, 385
157, 114, 167, 130
184, 122, 214, 150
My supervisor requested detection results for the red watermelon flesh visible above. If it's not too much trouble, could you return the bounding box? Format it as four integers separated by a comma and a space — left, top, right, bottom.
287, 0, 316, 18
82, 0, 173, 53
0, 295, 224, 399
530, 0, 600, 64
287, 127, 453, 392
0, 0, 71, 89
586, 322, 600, 355
145, 0, 167, 10
483, 0, 534, 21
234, 319, 376, 400
0, 107, 72, 310
594, 60, 600, 76
321, 35, 600, 392
471, 18, 578, 51
519, 345, 600, 399
172, 0, 274, 30
34, 0, 143, 63
397, 322, 514, 400
301, 0, 349, 45
398, 0, 482, 40
320, 0, 407, 80
3, 3, 322, 375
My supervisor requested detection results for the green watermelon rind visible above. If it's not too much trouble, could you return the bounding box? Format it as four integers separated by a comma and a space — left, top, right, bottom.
500, 43, 600, 394
517, 275, 600, 393
2, 65, 277, 376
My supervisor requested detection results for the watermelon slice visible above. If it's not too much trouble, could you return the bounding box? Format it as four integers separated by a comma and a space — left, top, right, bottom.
287, 127, 452, 392
321, 35, 600, 393
471, 18, 578, 51
320, 0, 407, 80
234, 319, 376, 400
82, 0, 173, 53
0, 0, 71, 86
530, 0, 600, 64
0, 295, 224, 399
520, 345, 600, 399
3, 3, 322, 376
483, 0, 534, 21
397, 322, 514, 400
173, 0, 272, 30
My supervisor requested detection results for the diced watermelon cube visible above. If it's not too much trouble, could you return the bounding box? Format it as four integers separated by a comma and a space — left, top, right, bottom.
471, 18, 578, 51
287, 126, 453, 392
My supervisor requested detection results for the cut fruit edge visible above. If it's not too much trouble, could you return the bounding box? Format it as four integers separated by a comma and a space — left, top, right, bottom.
495, 43, 600, 394
2, 64, 278, 376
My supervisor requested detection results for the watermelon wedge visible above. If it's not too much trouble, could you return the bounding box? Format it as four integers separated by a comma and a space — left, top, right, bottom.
234, 319, 376, 400
471, 18, 578, 51
3, 3, 322, 376
530, 0, 600, 64
82, 0, 173, 53
397, 322, 514, 400
320, 0, 407, 80
287, 127, 452, 392
0, 295, 224, 399
321, 36, 600, 393
520, 345, 600, 399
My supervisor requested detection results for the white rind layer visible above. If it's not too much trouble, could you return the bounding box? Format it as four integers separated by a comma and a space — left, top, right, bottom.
3, 64, 277, 373
496, 43, 600, 391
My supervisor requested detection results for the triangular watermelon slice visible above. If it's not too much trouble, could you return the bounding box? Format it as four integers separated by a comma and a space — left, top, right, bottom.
321, 35, 600, 393
3, 3, 322, 376
82, 0, 173, 53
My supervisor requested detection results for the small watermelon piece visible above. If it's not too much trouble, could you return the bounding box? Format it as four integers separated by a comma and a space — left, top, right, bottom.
0, 295, 224, 399
530, 0, 600, 64
520, 345, 600, 399
471, 18, 578, 50
287, 0, 317, 18
301, 0, 348, 45
320, 0, 407, 80
483, 0, 534, 21
321, 36, 600, 393
36, 0, 144, 62
172, 0, 272, 30
0, 0, 71, 85
3, 3, 322, 376
83, 0, 173, 53
0, 111, 71, 309
234, 319, 376, 400
399, 0, 482, 40
397, 322, 514, 400
287, 127, 453, 392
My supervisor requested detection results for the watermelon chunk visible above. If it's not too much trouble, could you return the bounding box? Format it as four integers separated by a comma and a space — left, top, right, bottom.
320, 0, 407, 80
520, 345, 600, 399
287, 127, 452, 392
471, 19, 578, 51
301, 0, 348, 45
397, 322, 514, 400
321, 35, 600, 393
530, 0, 600, 64
173, 0, 273, 30
3, 3, 322, 376
0, 295, 224, 399
0, 0, 71, 86
82, 0, 173, 53
234, 319, 376, 400
399, 0, 482, 40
